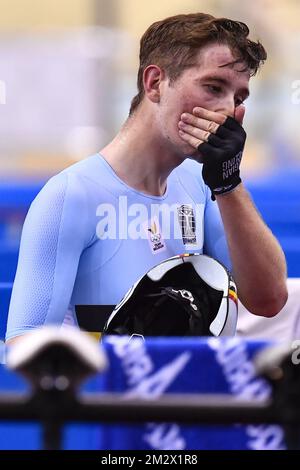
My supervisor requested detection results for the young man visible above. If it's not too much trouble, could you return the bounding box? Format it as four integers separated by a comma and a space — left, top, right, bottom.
6, 13, 287, 343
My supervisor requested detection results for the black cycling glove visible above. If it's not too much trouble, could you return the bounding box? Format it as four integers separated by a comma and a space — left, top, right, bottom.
198, 116, 246, 200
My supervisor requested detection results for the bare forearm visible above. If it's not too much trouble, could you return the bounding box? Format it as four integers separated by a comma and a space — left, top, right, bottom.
216, 184, 288, 316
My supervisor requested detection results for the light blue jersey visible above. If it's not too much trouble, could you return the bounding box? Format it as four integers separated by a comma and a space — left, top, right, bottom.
6, 154, 231, 340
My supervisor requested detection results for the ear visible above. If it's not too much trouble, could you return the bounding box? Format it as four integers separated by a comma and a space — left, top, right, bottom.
143, 65, 165, 104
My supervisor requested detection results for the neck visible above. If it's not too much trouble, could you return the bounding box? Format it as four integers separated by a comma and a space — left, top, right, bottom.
100, 106, 184, 196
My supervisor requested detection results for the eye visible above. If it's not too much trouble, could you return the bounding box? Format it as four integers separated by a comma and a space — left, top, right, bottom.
205, 85, 222, 95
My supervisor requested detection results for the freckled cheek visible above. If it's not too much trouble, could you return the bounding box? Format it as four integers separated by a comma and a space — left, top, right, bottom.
180, 94, 198, 113
180, 91, 214, 112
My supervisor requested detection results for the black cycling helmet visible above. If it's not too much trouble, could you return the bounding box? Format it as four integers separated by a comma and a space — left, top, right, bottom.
102, 253, 238, 337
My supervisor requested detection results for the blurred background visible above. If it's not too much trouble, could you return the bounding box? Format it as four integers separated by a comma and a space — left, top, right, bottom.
0, 0, 299, 177
0, 0, 300, 337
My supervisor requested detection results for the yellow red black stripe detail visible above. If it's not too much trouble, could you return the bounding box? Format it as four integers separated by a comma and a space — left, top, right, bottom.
229, 288, 238, 305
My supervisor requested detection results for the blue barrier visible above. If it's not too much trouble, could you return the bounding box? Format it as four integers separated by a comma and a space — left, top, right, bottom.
0, 181, 43, 209
0, 182, 42, 290
0, 180, 43, 248
0, 360, 105, 450
0, 247, 18, 282
0, 283, 12, 339
0, 337, 285, 450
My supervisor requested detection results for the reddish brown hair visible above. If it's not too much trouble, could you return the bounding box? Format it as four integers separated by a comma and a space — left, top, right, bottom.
129, 13, 267, 115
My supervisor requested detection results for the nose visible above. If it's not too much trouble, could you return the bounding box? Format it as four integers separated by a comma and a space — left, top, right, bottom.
234, 105, 245, 125
215, 97, 235, 119
215, 98, 245, 125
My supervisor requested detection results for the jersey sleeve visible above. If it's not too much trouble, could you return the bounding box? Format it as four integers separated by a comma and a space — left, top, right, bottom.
5, 172, 91, 340
203, 187, 232, 271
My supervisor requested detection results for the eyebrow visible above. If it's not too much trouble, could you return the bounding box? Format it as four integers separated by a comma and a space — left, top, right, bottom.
200, 75, 250, 99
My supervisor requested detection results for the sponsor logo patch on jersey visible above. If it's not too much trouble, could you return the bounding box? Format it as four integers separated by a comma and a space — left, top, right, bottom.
177, 204, 197, 245
143, 216, 166, 254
